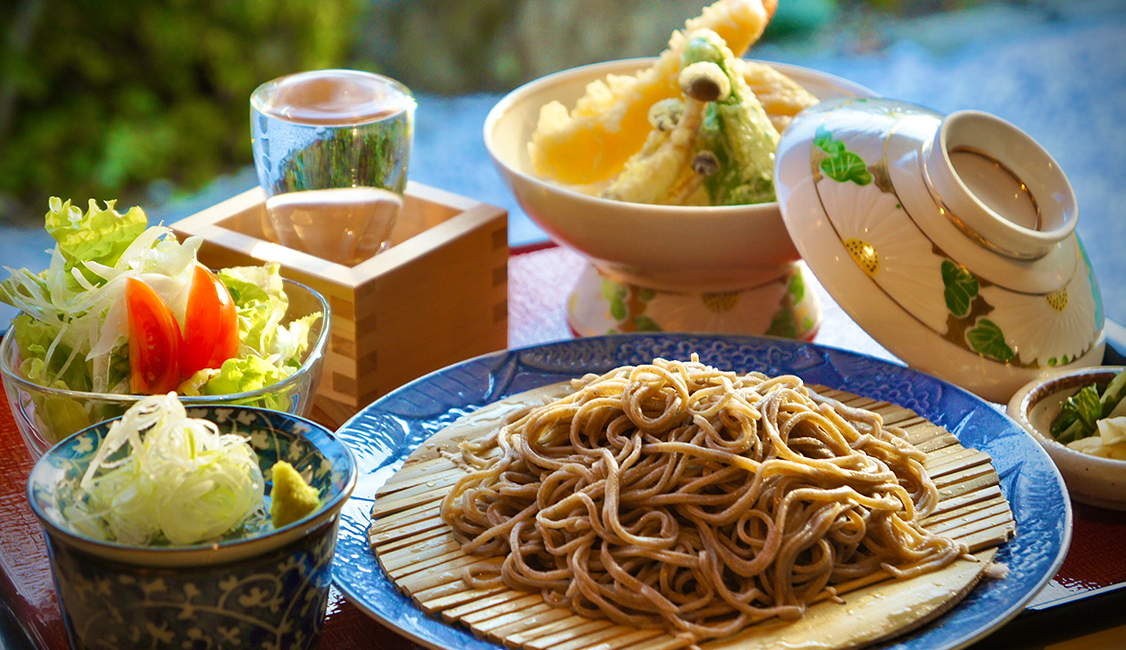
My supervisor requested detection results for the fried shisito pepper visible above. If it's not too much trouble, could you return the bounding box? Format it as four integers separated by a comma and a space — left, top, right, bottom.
602, 28, 781, 206
685, 29, 780, 206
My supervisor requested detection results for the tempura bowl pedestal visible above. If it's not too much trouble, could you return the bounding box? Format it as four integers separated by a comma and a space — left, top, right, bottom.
566, 259, 822, 339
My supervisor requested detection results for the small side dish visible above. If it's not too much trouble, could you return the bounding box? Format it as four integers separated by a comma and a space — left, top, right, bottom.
1008, 366, 1126, 509
67, 392, 321, 546
28, 402, 356, 650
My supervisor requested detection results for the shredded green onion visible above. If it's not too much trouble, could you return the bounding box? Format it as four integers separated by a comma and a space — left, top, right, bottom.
69, 393, 265, 546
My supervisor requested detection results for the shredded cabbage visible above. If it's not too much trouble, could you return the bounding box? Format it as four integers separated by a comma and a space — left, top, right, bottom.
70, 393, 265, 546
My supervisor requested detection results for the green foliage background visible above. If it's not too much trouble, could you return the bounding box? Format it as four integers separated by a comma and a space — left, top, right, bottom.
0, 0, 364, 222
0, 0, 968, 225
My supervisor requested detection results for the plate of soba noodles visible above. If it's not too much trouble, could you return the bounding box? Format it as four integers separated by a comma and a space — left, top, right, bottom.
331, 333, 1070, 650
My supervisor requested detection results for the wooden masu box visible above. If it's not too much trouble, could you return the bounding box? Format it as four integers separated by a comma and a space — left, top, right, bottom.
170, 182, 509, 428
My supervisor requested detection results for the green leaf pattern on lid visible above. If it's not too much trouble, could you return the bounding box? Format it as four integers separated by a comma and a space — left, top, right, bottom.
812, 105, 1099, 370
815, 121, 1026, 366
814, 125, 872, 186
966, 319, 1016, 363
941, 260, 979, 318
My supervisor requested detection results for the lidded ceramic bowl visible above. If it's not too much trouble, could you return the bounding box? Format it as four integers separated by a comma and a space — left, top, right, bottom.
775, 97, 1104, 403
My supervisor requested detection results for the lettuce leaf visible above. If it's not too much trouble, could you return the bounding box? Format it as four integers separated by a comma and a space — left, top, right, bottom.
216, 263, 302, 360
45, 197, 147, 287
12, 313, 93, 392
198, 356, 290, 396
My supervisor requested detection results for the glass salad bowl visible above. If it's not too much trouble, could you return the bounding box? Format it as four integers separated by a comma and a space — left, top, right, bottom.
1, 279, 330, 459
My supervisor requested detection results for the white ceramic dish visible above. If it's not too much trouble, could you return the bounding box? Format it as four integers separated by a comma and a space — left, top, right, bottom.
484, 57, 875, 294
1008, 366, 1126, 510
775, 97, 1105, 404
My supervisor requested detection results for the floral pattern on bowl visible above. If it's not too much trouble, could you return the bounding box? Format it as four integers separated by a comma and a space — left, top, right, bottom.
776, 96, 1105, 402
567, 261, 821, 340
27, 405, 357, 650
811, 98, 1101, 368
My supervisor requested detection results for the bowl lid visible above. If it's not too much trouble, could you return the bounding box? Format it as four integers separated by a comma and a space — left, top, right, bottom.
774, 97, 1104, 400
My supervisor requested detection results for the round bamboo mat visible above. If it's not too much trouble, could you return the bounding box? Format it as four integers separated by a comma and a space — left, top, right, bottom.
368, 382, 1015, 650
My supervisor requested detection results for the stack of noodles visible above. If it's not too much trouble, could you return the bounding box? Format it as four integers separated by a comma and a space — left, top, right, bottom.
440, 356, 968, 644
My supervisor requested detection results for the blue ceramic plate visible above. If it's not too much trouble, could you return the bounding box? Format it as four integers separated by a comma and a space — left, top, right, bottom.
332, 334, 1071, 650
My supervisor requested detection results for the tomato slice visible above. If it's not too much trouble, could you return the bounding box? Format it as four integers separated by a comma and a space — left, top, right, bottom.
127, 277, 183, 394
181, 265, 240, 378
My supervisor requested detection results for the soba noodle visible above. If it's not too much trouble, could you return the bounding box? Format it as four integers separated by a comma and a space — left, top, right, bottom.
439, 356, 967, 643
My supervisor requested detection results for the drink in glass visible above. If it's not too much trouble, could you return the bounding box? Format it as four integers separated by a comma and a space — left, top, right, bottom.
251, 70, 415, 265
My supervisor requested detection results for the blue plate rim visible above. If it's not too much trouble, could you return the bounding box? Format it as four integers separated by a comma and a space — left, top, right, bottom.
330, 333, 1072, 650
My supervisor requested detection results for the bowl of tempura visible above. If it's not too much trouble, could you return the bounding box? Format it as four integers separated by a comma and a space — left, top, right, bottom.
484, 0, 874, 295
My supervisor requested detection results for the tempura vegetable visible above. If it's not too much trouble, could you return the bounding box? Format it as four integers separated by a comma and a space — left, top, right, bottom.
688, 29, 780, 205
738, 59, 820, 132
602, 29, 780, 206
601, 76, 712, 204
527, 0, 818, 207
529, 0, 778, 185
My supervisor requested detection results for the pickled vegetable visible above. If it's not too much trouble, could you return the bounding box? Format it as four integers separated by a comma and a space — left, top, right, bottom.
686, 30, 780, 206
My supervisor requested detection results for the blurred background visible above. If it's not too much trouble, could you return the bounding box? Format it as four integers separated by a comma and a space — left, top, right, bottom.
1, 0, 1124, 326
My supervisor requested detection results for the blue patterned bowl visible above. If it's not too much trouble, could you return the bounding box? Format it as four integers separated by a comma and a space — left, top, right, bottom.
27, 405, 357, 650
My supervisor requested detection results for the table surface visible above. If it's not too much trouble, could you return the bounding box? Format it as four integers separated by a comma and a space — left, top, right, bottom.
3, 243, 1126, 650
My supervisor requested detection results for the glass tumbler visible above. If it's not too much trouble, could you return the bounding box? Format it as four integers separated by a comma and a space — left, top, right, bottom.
250, 69, 415, 265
